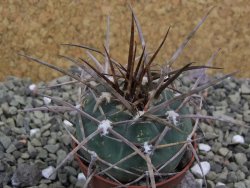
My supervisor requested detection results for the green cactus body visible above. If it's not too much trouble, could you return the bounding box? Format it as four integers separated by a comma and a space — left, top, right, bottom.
76, 84, 193, 182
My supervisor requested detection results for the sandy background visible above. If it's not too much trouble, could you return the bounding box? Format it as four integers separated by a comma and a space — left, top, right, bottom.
0, 0, 249, 82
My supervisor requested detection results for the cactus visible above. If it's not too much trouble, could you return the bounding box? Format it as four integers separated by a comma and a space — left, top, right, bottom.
21, 6, 238, 187
75, 82, 193, 182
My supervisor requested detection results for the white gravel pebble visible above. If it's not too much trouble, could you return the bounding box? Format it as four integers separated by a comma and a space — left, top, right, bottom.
30, 128, 41, 137
198, 143, 211, 152
43, 97, 51, 105
76, 173, 86, 187
232, 135, 245, 144
195, 179, 203, 187
28, 84, 37, 91
191, 161, 211, 178
77, 173, 86, 181
42, 166, 56, 180
216, 182, 226, 186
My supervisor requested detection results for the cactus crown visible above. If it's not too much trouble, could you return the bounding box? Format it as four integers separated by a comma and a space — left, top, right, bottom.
20, 5, 239, 188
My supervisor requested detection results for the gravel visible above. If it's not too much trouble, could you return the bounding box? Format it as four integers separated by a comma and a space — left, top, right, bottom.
0, 76, 81, 188
0, 74, 249, 188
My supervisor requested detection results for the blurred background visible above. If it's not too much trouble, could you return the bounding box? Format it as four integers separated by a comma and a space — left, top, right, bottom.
0, 0, 249, 82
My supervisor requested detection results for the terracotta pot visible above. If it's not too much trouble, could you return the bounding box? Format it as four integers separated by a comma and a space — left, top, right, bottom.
74, 142, 196, 188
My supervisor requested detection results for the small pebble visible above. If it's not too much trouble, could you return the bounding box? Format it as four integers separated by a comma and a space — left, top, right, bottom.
218, 147, 229, 157
75, 173, 86, 187
31, 138, 42, 147
232, 135, 245, 144
215, 182, 226, 188
195, 179, 203, 187
0, 135, 12, 149
234, 181, 246, 188
42, 166, 56, 180
30, 128, 41, 137
44, 144, 60, 153
191, 161, 211, 178
43, 97, 51, 105
29, 84, 37, 91
198, 143, 211, 152
235, 153, 247, 165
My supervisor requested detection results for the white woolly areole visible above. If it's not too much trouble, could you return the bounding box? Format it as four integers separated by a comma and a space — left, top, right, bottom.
143, 142, 152, 154
89, 81, 98, 87
164, 75, 169, 80
142, 77, 148, 85
63, 120, 73, 127
89, 150, 98, 158
43, 97, 51, 105
148, 90, 154, 98
98, 120, 112, 135
29, 84, 36, 91
115, 104, 124, 110
100, 92, 112, 103
166, 110, 179, 126
174, 93, 181, 97
134, 111, 145, 120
